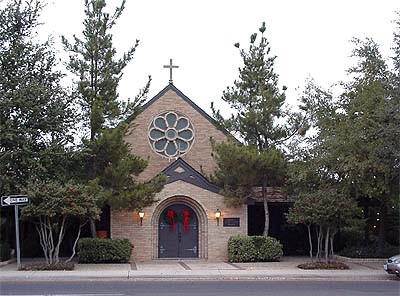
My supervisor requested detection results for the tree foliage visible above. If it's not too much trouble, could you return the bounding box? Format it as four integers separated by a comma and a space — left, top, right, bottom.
211, 22, 304, 235
62, 0, 153, 182
22, 180, 100, 265
62, 0, 165, 236
211, 140, 285, 207
212, 22, 303, 149
0, 0, 74, 194
288, 189, 361, 263
62, 0, 150, 141
92, 124, 166, 211
288, 30, 400, 251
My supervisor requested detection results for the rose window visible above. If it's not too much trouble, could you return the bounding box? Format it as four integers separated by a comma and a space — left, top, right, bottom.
148, 111, 195, 158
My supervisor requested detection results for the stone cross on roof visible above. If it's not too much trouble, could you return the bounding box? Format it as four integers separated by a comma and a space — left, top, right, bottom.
163, 59, 179, 84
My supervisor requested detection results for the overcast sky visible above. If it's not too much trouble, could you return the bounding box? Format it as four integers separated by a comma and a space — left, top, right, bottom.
40, 0, 399, 116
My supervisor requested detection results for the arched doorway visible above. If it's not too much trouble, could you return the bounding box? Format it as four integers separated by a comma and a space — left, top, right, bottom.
158, 203, 199, 258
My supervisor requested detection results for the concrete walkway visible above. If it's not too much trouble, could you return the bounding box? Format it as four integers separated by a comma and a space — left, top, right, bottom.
0, 257, 394, 281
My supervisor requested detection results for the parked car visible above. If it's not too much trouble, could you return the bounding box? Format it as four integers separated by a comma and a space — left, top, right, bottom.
384, 254, 400, 278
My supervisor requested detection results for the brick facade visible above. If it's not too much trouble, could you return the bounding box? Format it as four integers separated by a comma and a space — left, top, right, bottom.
111, 181, 247, 261
111, 84, 247, 261
124, 86, 227, 181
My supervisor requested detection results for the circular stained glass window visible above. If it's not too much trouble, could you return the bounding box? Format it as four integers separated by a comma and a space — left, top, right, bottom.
148, 111, 195, 158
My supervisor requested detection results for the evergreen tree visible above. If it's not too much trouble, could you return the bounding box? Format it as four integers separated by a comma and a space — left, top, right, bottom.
62, 0, 164, 236
211, 140, 285, 209
339, 38, 399, 248
393, 12, 400, 79
292, 37, 399, 250
0, 0, 74, 195
211, 22, 304, 235
62, 0, 150, 179
91, 124, 166, 211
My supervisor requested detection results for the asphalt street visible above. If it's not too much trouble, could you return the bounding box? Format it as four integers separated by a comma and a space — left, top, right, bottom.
0, 280, 399, 296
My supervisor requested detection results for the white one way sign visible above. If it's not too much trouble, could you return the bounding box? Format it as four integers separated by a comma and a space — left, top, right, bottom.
1, 194, 31, 269
1, 195, 30, 206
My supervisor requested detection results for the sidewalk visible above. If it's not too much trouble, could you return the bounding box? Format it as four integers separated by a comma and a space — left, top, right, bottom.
0, 256, 392, 281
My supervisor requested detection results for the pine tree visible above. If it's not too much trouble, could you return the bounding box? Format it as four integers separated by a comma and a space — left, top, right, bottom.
212, 22, 304, 235
62, 0, 150, 179
91, 123, 166, 212
62, 0, 163, 236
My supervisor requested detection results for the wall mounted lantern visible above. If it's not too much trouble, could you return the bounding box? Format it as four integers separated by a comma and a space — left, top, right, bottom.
215, 209, 221, 226
139, 211, 145, 226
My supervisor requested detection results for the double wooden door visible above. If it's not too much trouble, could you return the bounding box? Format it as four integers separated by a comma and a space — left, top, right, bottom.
158, 204, 198, 258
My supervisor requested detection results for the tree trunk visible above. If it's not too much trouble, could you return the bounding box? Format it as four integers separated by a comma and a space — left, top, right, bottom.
330, 230, 337, 259
325, 227, 330, 264
262, 197, 270, 236
54, 216, 66, 264
35, 221, 49, 264
262, 175, 269, 236
89, 218, 97, 238
66, 222, 85, 263
307, 224, 313, 262
316, 225, 322, 262
47, 217, 55, 265
88, 123, 97, 238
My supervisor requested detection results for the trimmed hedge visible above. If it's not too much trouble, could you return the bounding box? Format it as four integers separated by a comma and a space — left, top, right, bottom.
0, 241, 11, 262
78, 238, 133, 263
228, 235, 283, 262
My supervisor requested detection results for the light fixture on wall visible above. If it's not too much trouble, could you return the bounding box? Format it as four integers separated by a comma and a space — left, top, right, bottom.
215, 209, 221, 226
139, 211, 145, 226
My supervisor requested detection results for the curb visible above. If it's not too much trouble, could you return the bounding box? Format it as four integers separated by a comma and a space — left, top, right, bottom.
0, 274, 393, 282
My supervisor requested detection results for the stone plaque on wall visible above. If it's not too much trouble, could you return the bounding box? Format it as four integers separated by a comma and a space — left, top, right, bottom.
223, 217, 240, 227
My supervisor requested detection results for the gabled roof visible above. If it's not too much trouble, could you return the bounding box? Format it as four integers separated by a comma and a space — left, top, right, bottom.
162, 157, 221, 194
141, 83, 231, 137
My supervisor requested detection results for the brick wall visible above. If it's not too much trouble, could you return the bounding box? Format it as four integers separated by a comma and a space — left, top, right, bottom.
124, 88, 227, 182
111, 181, 247, 261
114, 86, 247, 261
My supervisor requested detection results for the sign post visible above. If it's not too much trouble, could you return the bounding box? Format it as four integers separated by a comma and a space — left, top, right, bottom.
1, 195, 30, 269
14, 205, 21, 269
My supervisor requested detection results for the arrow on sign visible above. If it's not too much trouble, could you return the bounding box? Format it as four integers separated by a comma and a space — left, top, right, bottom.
1, 195, 30, 207
3, 196, 29, 205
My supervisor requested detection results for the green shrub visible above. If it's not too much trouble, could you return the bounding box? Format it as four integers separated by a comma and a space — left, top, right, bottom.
78, 238, 133, 263
340, 242, 399, 258
255, 236, 283, 261
228, 235, 283, 262
228, 236, 258, 262
0, 241, 11, 261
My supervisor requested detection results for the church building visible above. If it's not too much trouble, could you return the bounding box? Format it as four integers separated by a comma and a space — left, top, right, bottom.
110, 62, 290, 261
111, 78, 247, 261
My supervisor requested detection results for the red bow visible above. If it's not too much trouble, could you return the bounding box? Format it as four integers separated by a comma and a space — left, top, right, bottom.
183, 210, 190, 232
167, 210, 175, 231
